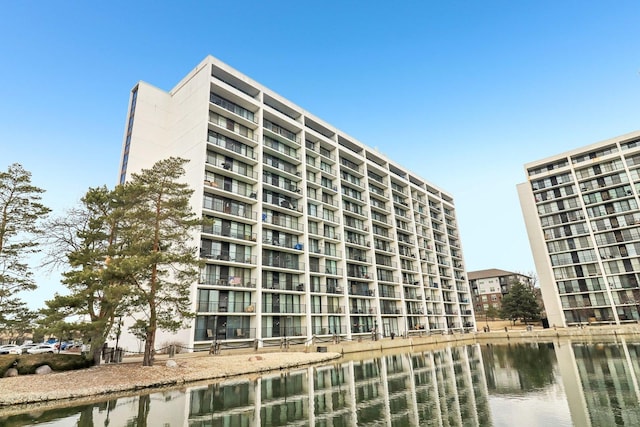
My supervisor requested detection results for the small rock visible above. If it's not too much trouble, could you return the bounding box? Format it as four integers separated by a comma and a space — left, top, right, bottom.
248, 356, 263, 362
3, 368, 18, 378
35, 365, 52, 375
166, 359, 178, 368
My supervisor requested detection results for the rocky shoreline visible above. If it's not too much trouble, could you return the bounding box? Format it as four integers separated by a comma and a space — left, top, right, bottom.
0, 351, 341, 413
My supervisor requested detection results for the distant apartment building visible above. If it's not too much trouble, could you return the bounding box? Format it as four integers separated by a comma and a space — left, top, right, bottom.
118, 55, 475, 351
518, 131, 640, 327
468, 269, 532, 315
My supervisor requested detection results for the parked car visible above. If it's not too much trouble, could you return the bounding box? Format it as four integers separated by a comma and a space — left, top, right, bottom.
0, 344, 22, 355
20, 343, 38, 352
65, 343, 82, 352
26, 344, 56, 354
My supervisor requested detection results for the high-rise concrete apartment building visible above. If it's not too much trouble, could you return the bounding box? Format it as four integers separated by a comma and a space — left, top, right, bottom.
119, 55, 474, 351
518, 131, 640, 327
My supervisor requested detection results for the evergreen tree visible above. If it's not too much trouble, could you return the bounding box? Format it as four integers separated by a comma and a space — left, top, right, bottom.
485, 305, 500, 320
42, 158, 202, 366
41, 186, 128, 363
116, 157, 201, 366
0, 163, 50, 334
500, 280, 541, 324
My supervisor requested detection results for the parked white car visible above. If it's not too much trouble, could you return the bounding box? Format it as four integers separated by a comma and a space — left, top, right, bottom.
0, 344, 22, 355
20, 343, 38, 352
26, 344, 56, 354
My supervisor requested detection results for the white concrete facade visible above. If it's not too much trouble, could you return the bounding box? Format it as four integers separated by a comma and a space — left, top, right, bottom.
518, 130, 640, 327
118, 55, 474, 352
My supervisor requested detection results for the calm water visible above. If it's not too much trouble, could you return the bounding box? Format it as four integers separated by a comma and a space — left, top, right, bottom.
3, 339, 640, 426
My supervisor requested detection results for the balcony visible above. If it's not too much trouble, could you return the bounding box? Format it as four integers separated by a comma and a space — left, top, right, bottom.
349, 287, 375, 297
262, 258, 305, 271
199, 275, 256, 288
207, 132, 257, 162
262, 237, 304, 251
341, 190, 365, 204
345, 237, 369, 248
205, 157, 258, 181
378, 290, 401, 299
264, 197, 302, 214
261, 212, 303, 232
263, 136, 301, 163
264, 119, 300, 144
210, 93, 257, 124
324, 266, 343, 276
343, 204, 367, 217
374, 244, 394, 254
347, 253, 371, 263
200, 249, 256, 265
202, 198, 257, 221
204, 179, 257, 200
311, 325, 348, 335
262, 326, 307, 338
263, 281, 305, 291
262, 176, 302, 196
340, 159, 363, 175
377, 274, 398, 283
351, 307, 377, 315
327, 285, 344, 294
201, 225, 257, 243
347, 271, 372, 280
197, 300, 256, 314
390, 185, 408, 196
209, 112, 258, 143
262, 303, 306, 314
368, 173, 385, 184
195, 327, 255, 341
263, 158, 300, 179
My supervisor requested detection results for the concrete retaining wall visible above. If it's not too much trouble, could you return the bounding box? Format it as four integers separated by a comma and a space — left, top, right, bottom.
302, 325, 640, 356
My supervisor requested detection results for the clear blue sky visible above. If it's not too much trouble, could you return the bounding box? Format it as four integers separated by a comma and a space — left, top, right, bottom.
2, 1, 639, 309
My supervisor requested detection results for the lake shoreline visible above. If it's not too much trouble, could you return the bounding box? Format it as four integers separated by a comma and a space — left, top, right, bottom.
0, 351, 341, 414
2, 322, 639, 415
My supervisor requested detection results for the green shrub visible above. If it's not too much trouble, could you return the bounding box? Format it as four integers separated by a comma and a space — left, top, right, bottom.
0, 354, 94, 377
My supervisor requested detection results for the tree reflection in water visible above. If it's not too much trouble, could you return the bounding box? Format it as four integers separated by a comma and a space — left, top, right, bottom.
482, 342, 557, 393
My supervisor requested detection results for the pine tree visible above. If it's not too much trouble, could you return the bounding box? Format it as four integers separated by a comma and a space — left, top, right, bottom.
0, 163, 50, 334
41, 158, 202, 366
41, 185, 129, 363
117, 157, 201, 366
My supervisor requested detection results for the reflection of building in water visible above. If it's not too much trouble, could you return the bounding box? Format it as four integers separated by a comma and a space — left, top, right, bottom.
186, 344, 490, 426
188, 379, 256, 425
557, 339, 640, 427
90, 390, 186, 426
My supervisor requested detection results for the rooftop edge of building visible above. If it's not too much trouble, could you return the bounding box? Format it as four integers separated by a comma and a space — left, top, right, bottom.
131, 54, 460, 206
